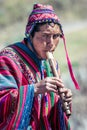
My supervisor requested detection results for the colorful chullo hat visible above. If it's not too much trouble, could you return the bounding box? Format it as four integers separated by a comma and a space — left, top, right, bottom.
25, 3, 80, 89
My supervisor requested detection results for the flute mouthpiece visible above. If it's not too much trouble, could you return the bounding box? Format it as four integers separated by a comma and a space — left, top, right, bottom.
46, 52, 54, 59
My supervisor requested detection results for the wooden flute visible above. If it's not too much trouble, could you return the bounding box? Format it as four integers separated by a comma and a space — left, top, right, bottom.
46, 52, 71, 116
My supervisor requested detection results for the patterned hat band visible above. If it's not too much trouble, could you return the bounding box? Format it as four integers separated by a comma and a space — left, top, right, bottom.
27, 18, 59, 26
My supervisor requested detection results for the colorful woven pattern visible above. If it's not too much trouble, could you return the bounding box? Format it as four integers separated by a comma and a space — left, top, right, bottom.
25, 3, 60, 36
0, 44, 35, 129
0, 41, 71, 129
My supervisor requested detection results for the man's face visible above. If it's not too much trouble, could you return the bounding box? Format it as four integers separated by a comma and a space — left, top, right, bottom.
32, 23, 61, 59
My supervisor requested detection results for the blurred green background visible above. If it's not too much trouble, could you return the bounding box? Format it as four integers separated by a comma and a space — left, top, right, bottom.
0, 0, 87, 129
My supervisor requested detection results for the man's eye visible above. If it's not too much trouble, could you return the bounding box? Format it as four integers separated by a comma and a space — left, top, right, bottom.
42, 34, 47, 38
53, 34, 60, 39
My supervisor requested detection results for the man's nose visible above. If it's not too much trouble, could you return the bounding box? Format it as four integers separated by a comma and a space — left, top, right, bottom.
47, 35, 54, 45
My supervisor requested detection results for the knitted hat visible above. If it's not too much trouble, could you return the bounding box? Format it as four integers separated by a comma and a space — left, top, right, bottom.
25, 3, 62, 36
25, 3, 80, 90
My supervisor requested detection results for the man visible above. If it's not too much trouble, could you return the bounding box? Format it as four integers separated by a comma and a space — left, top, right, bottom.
0, 3, 79, 130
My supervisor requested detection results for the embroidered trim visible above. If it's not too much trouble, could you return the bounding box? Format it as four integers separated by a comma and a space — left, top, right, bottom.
0, 47, 35, 84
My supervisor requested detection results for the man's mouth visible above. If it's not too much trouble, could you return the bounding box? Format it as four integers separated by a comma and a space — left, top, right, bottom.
45, 49, 54, 53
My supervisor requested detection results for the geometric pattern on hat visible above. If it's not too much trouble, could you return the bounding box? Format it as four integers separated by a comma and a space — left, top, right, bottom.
25, 3, 61, 36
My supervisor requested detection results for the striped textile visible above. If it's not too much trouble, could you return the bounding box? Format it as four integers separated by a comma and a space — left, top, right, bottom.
0, 41, 71, 130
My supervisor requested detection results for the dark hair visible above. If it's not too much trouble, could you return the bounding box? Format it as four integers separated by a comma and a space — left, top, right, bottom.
30, 22, 63, 37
